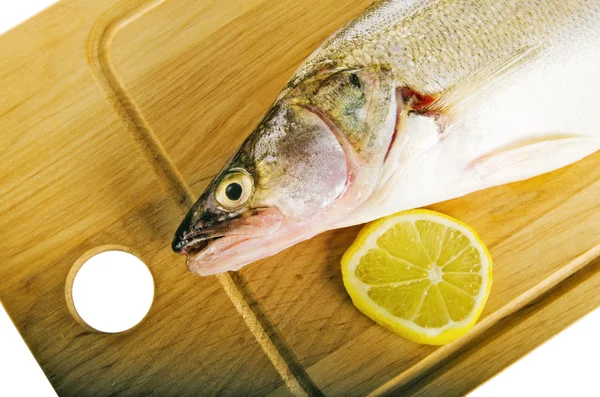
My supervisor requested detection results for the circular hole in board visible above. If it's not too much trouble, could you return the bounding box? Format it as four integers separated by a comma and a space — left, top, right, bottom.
66, 248, 154, 333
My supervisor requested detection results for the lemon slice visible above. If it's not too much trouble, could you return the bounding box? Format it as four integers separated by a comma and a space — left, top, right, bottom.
341, 209, 492, 345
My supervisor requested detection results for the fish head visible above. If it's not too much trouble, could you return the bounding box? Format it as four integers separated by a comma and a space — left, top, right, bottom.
172, 102, 349, 275
172, 67, 398, 275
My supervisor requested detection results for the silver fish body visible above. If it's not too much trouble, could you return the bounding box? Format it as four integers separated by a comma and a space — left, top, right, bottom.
291, 0, 598, 93
173, 0, 600, 275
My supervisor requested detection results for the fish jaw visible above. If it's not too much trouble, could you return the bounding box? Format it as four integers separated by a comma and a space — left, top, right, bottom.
185, 223, 322, 276
174, 206, 283, 266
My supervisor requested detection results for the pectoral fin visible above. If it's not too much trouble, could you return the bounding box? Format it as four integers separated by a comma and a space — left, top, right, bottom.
467, 136, 600, 189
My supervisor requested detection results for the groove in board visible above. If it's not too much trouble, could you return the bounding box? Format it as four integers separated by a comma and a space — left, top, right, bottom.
0, 0, 289, 395
384, 254, 600, 396
87, 0, 321, 393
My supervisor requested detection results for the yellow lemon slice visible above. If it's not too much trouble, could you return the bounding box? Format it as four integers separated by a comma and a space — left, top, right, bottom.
341, 209, 492, 345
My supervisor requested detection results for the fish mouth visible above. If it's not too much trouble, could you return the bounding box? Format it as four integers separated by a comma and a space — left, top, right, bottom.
183, 234, 262, 276
183, 227, 324, 276
172, 207, 286, 275
174, 230, 256, 275
173, 231, 224, 256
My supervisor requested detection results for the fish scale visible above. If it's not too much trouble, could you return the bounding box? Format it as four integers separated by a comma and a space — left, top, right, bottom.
292, 0, 599, 94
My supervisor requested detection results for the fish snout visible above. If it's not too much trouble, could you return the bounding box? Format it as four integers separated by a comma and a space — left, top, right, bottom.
172, 215, 193, 254
172, 211, 208, 254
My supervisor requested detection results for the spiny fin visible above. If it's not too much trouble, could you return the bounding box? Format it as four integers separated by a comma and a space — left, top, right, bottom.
428, 46, 545, 124
467, 136, 600, 189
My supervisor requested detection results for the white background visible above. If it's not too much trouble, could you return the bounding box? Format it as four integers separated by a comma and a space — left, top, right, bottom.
0, 2, 598, 396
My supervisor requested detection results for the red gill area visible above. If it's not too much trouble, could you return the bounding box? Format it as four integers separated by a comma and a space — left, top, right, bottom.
384, 87, 445, 162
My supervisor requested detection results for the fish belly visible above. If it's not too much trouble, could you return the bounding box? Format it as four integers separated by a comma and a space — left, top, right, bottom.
340, 35, 600, 227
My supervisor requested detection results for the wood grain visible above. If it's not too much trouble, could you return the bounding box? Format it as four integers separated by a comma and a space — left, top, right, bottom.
0, 0, 598, 396
0, 1, 287, 396
387, 254, 600, 396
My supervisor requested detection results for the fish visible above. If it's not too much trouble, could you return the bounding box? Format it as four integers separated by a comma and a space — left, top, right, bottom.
172, 0, 600, 276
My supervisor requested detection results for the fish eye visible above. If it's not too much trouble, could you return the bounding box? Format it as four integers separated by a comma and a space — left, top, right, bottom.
225, 183, 243, 201
215, 169, 253, 210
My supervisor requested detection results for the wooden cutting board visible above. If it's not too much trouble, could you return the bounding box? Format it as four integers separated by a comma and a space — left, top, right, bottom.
1, 0, 599, 395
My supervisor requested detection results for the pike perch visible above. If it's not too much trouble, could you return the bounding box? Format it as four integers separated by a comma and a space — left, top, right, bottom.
173, 0, 600, 275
